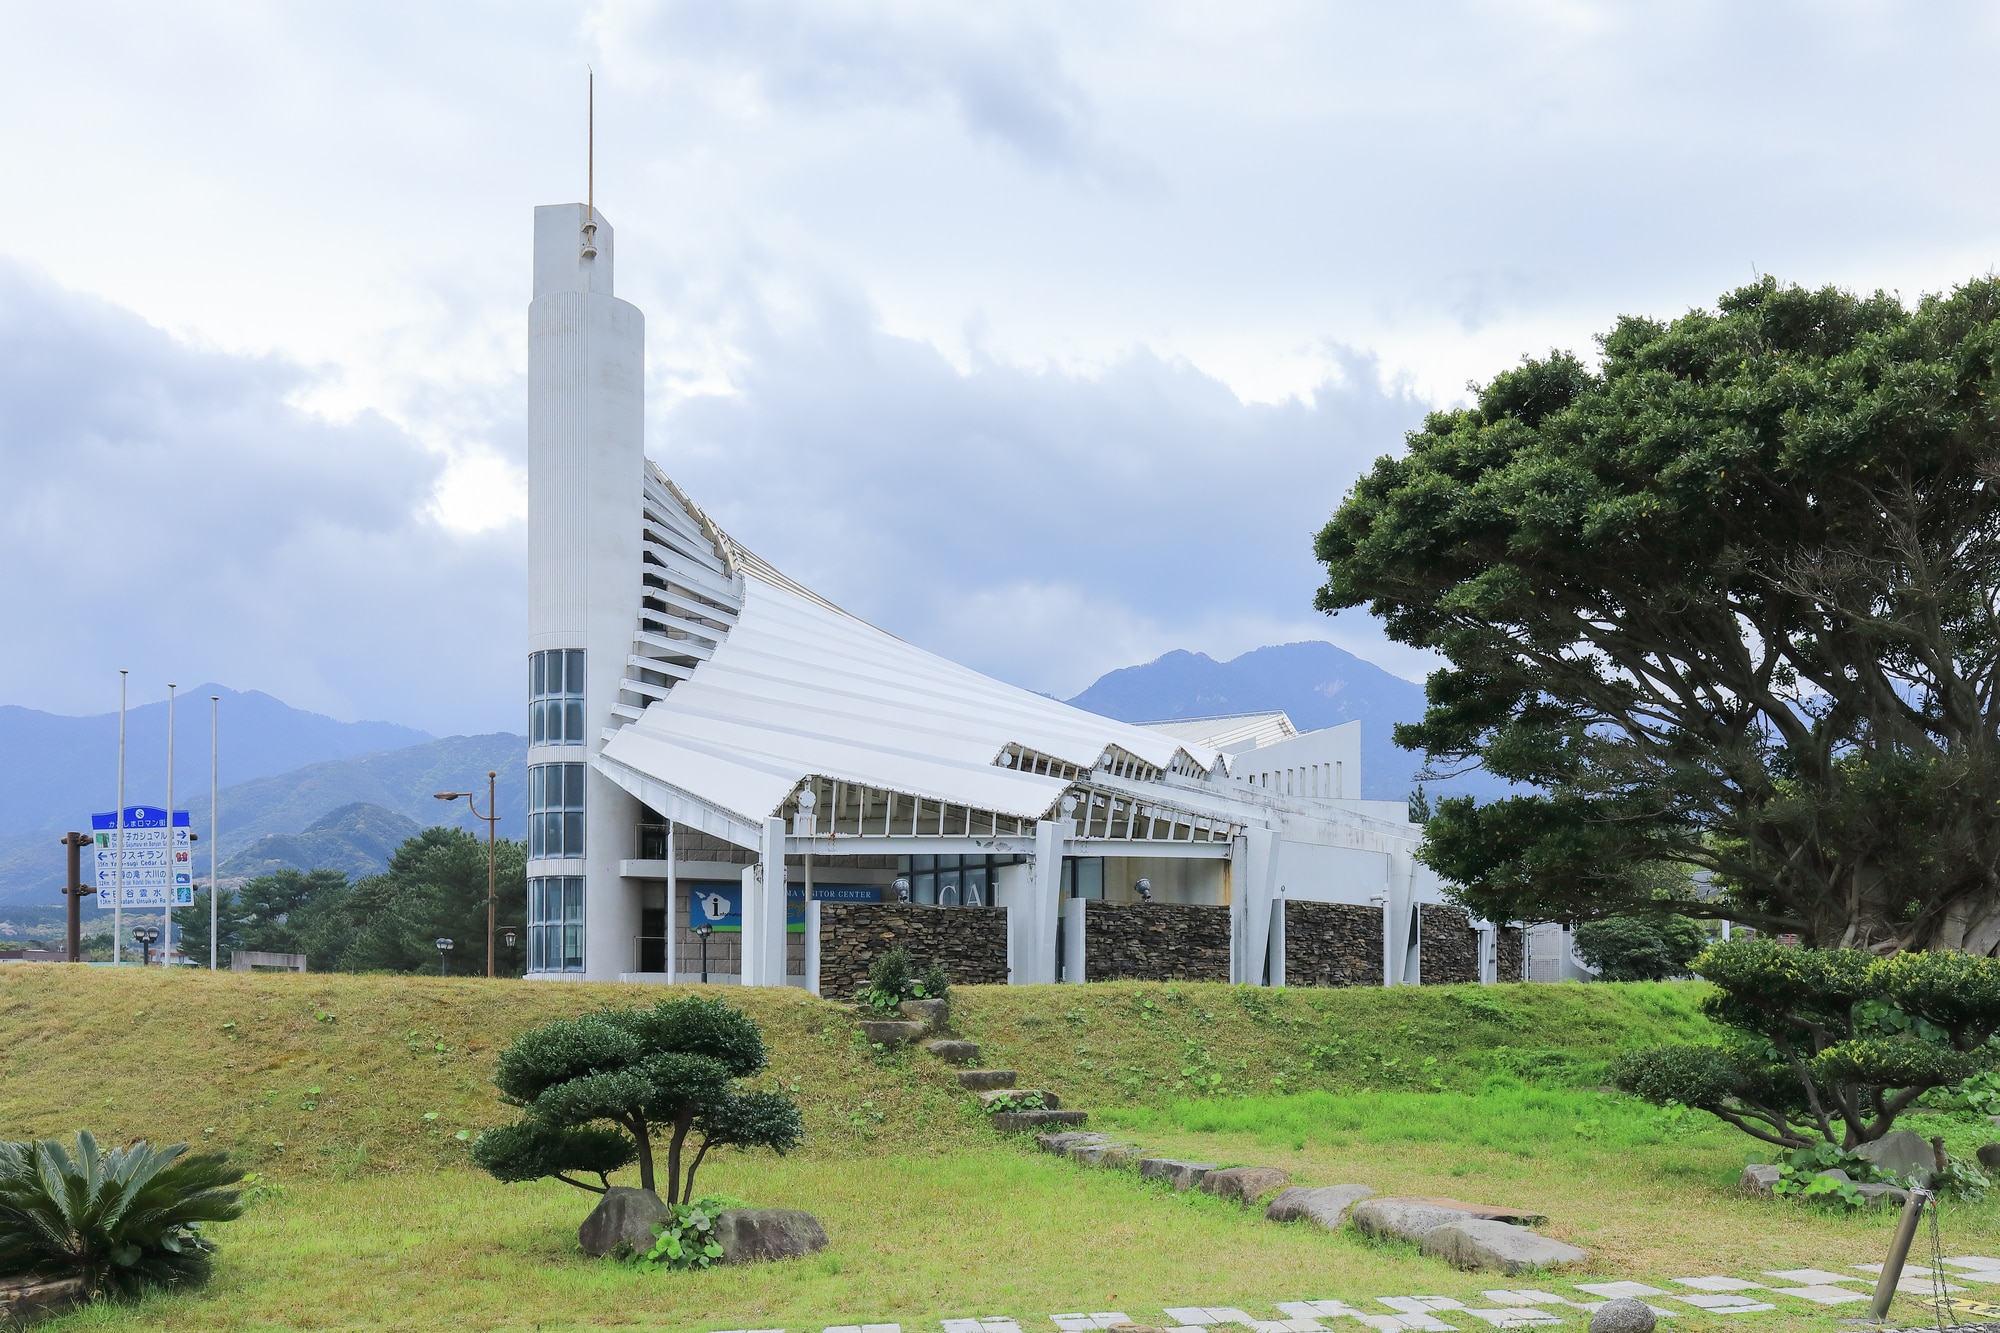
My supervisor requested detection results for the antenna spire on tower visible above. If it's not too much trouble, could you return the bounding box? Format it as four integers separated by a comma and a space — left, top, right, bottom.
581, 68, 598, 259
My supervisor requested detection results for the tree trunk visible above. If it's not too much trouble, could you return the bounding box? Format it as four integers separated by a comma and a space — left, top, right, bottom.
630, 1112, 655, 1194
663, 1102, 695, 1204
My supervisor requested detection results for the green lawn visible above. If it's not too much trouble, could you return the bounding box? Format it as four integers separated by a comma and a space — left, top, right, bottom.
7, 969, 1998, 1331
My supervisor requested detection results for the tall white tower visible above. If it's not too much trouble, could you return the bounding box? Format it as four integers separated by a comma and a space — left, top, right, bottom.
524, 203, 644, 980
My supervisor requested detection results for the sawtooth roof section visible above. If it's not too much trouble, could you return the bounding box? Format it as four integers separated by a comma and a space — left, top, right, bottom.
1138, 711, 1299, 753
599, 554, 1224, 829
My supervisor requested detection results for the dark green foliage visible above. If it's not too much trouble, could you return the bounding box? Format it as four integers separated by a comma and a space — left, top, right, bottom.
1614, 939, 2000, 1148
0, 1132, 243, 1299
475, 997, 801, 1207
466, 1120, 633, 1191
1573, 914, 1708, 981
176, 830, 527, 975
1315, 276, 2000, 948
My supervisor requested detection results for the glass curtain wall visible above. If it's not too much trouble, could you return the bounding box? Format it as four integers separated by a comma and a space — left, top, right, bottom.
529, 650, 586, 745
527, 876, 584, 972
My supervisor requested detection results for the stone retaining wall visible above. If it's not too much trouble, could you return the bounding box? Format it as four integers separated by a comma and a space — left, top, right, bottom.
1083, 902, 1230, 982
816, 903, 1009, 999
1419, 903, 1480, 984
1281, 901, 1383, 987
1495, 926, 1525, 983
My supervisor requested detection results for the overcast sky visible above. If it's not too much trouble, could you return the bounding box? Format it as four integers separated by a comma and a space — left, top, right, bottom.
5, 2, 2000, 735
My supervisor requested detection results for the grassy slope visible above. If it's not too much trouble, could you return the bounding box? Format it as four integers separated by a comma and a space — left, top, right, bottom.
6, 969, 1999, 1332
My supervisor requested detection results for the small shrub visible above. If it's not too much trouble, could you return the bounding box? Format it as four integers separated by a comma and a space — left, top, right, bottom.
0, 1132, 244, 1299
1573, 914, 1708, 982
861, 947, 952, 1014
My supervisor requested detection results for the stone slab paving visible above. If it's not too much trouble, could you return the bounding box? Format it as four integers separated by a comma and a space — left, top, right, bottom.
705, 1253, 2000, 1333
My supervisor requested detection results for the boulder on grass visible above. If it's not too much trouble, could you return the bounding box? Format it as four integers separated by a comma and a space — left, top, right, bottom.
1070, 1141, 1140, 1168
1420, 1218, 1587, 1274
1740, 1163, 1782, 1196
1037, 1131, 1111, 1155
1139, 1157, 1219, 1191
1351, 1197, 1473, 1242
1854, 1128, 1937, 1184
924, 1039, 980, 1063
1266, 1184, 1376, 1229
1588, 1297, 1656, 1333
713, 1208, 829, 1264
1200, 1166, 1292, 1205
579, 1185, 668, 1258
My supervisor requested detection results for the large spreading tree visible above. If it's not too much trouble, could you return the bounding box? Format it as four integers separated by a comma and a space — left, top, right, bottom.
1316, 277, 2000, 952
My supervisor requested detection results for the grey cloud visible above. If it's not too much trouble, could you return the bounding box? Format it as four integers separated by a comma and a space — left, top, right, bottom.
656, 290, 1429, 695
631, 0, 1145, 184
0, 261, 522, 734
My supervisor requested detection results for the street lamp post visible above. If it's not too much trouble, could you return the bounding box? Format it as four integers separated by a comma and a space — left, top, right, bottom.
434, 771, 500, 977
132, 925, 160, 968
694, 922, 713, 984
436, 937, 454, 976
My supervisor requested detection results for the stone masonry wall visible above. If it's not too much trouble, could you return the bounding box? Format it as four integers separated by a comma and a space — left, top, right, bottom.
816, 904, 1009, 999
1083, 902, 1230, 982
1282, 901, 1383, 987
1419, 903, 1480, 984
1495, 926, 1524, 983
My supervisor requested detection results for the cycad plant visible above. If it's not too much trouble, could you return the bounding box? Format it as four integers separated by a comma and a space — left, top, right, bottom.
0, 1132, 245, 1298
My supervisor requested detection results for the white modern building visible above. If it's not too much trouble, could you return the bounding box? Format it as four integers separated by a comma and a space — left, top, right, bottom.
522, 200, 1513, 991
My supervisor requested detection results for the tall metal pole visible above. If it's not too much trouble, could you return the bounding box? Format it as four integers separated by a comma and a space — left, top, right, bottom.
665, 820, 676, 982
209, 694, 219, 970
115, 669, 127, 965
165, 683, 176, 967
485, 769, 497, 978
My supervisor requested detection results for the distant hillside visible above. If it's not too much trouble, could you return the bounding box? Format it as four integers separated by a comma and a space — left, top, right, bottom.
0, 733, 526, 905
1066, 641, 1512, 802
219, 802, 422, 882
0, 684, 431, 837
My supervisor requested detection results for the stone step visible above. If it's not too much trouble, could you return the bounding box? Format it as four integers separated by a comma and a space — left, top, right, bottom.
898, 998, 949, 1030
1068, 1140, 1140, 1168
1138, 1157, 1219, 1192
957, 1069, 1016, 1092
923, 1039, 980, 1064
1036, 1131, 1112, 1155
857, 1019, 927, 1046
977, 1088, 1058, 1110
990, 1108, 1088, 1133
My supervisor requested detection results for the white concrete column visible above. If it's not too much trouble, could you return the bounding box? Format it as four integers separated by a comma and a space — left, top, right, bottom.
742, 816, 788, 986
1232, 829, 1281, 984
1014, 818, 1065, 985
804, 900, 822, 996
1061, 895, 1086, 982
1269, 895, 1287, 988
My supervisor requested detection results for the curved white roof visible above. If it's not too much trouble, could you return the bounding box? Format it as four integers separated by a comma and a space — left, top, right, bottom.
599, 512, 1224, 830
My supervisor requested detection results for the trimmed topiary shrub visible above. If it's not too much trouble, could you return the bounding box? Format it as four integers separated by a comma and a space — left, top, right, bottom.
472, 996, 803, 1205
1614, 939, 2000, 1150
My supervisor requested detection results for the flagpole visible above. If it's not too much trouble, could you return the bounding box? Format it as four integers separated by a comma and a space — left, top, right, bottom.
210, 694, 219, 971
165, 683, 176, 968
115, 669, 127, 965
